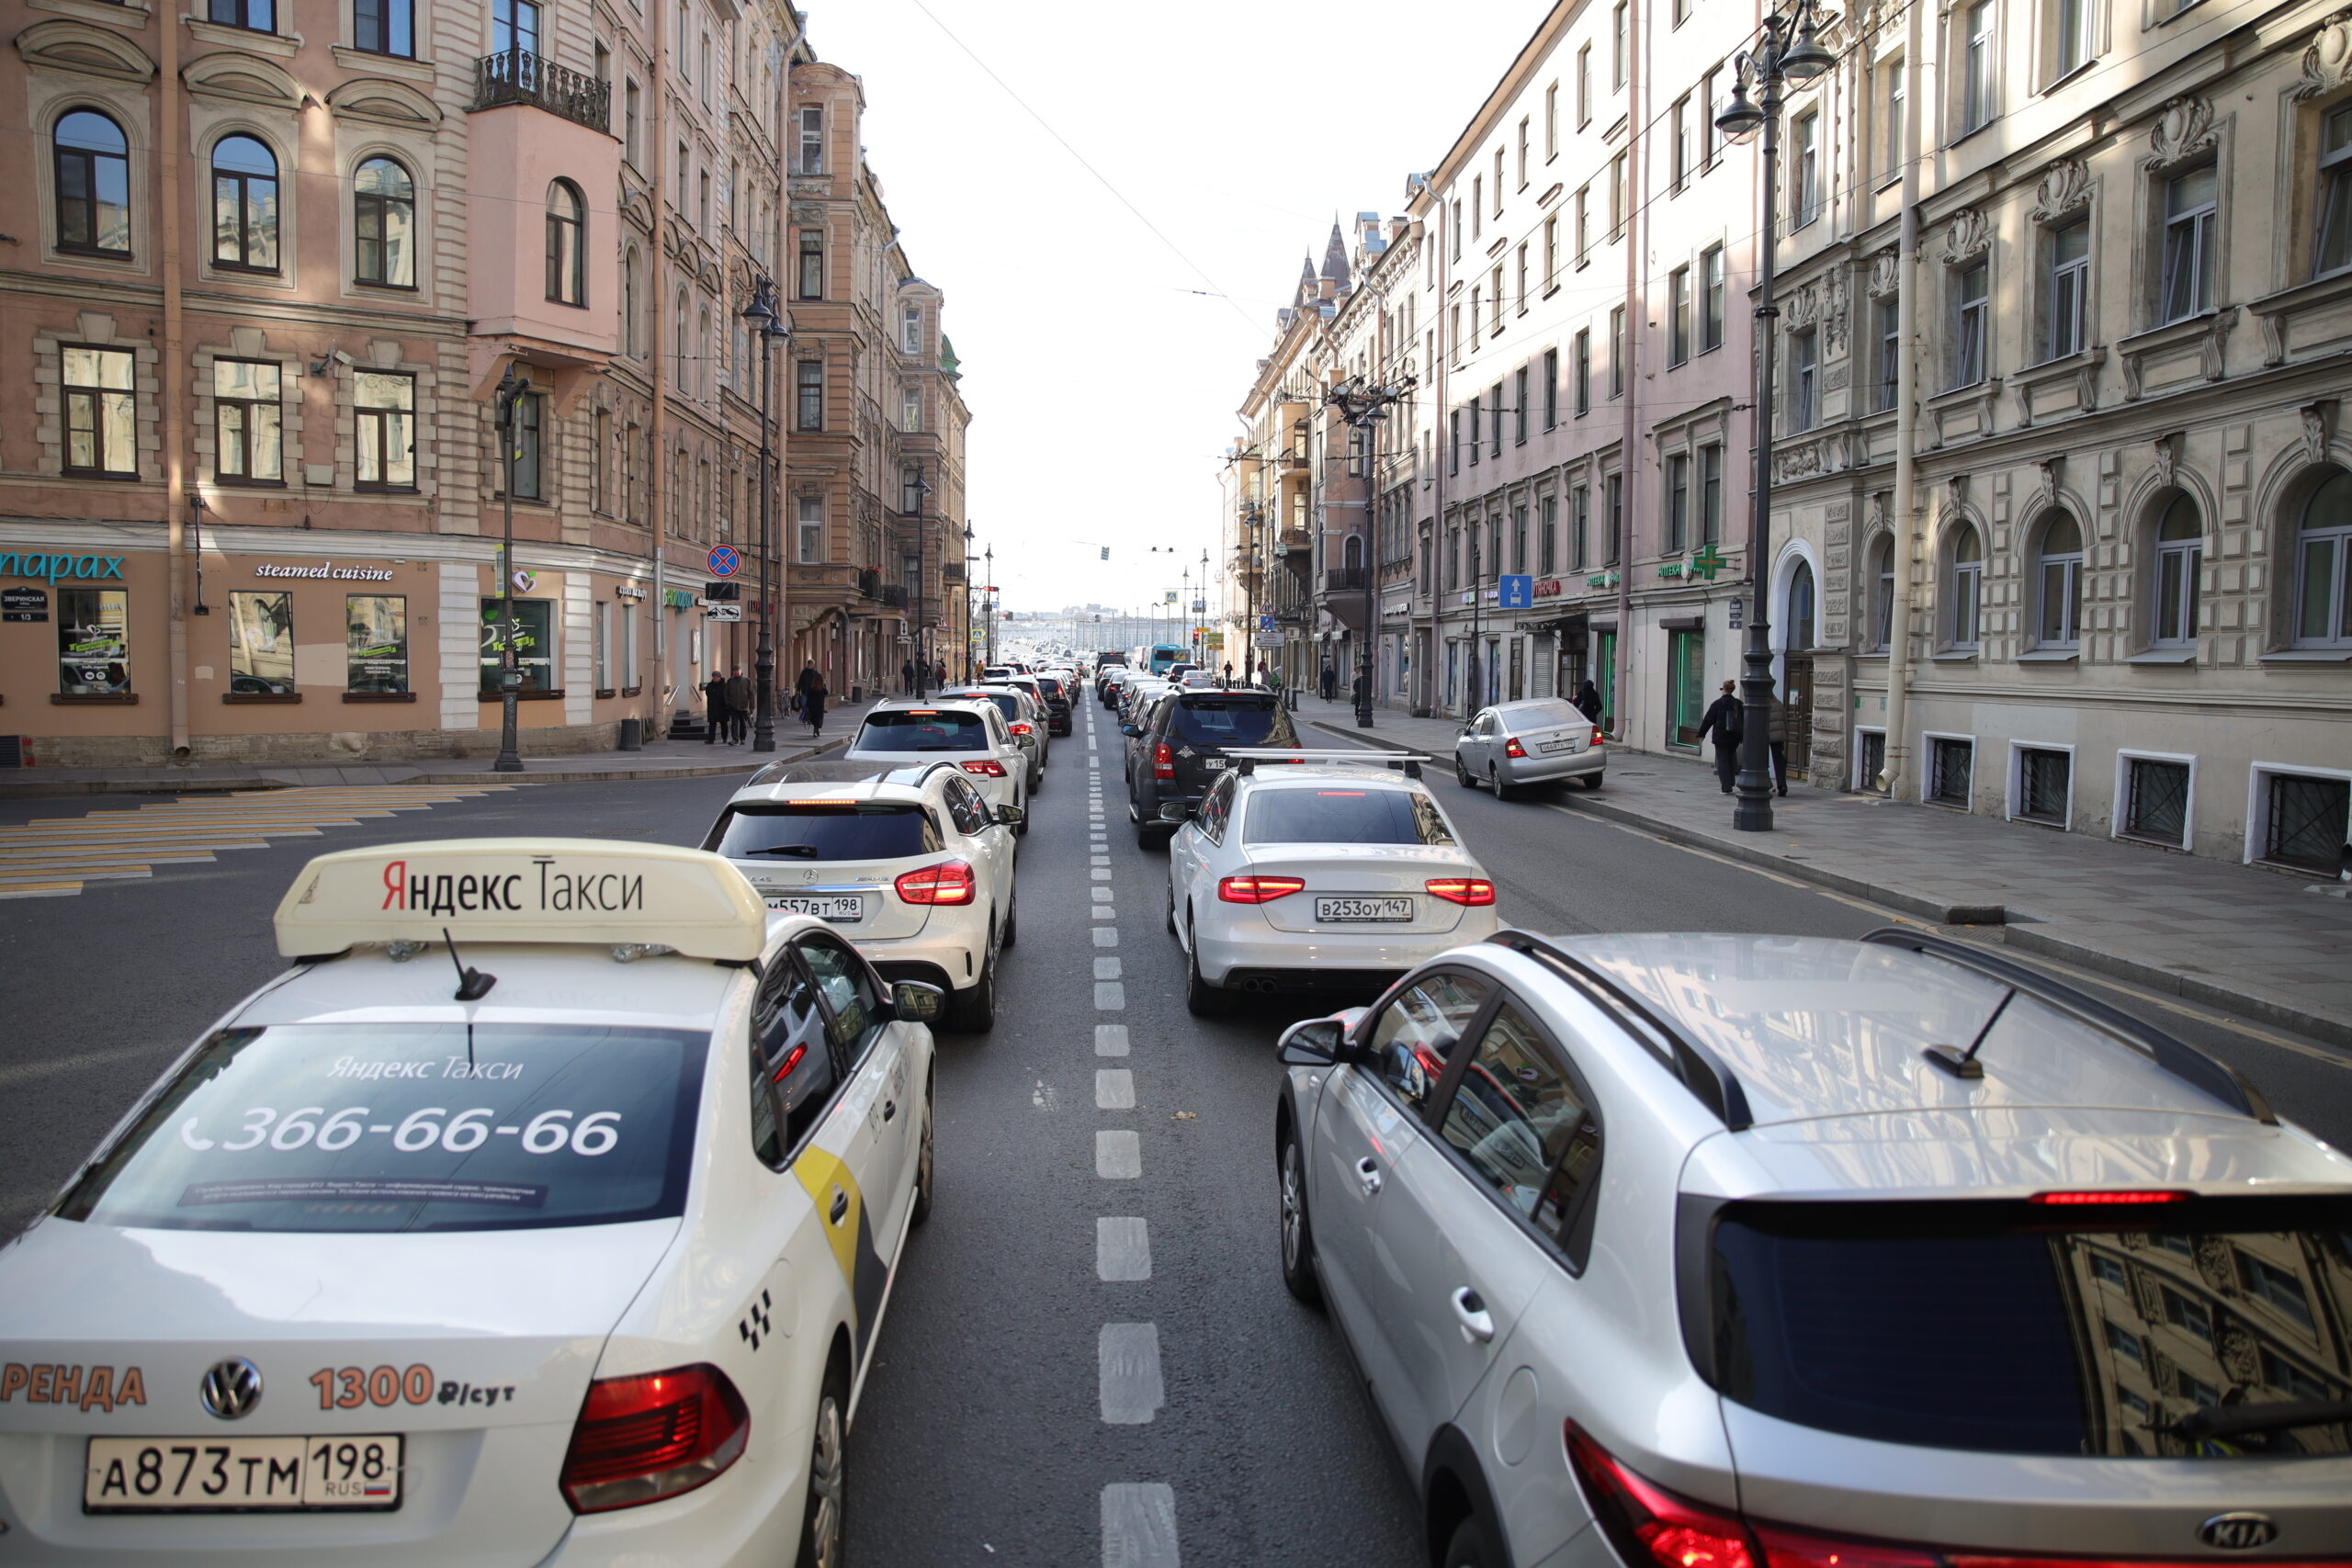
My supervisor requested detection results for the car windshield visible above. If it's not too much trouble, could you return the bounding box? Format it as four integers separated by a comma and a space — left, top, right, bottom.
1705, 1196, 2352, 1458
857, 709, 989, 752
706, 802, 941, 860
1498, 701, 1588, 731
1243, 787, 1457, 845
1171, 695, 1296, 748
57, 1023, 707, 1234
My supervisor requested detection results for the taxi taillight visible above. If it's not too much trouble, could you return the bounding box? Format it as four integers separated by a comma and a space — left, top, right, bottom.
1010, 722, 1033, 735
560, 1363, 748, 1514
960, 759, 1008, 778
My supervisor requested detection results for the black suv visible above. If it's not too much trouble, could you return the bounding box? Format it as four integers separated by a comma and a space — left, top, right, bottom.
1031, 674, 1074, 737
1121, 686, 1299, 848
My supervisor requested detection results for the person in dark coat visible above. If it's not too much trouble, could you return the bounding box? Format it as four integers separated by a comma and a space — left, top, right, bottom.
1696, 679, 1744, 794
1574, 679, 1603, 725
1766, 689, 1790, 796
1319, 660, 1338, 701
900, 659, 917, 695
798, 665, 829, 737
723, 667, 754, 744
701, 671, 730, 746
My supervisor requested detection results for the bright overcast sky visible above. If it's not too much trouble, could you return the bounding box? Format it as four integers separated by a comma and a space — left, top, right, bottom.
800, 0, 1552, 623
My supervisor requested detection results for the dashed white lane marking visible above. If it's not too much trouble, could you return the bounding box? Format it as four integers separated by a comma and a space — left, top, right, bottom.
1091, 886, 1114, 901
1092, 926, 1120, 948
1095, 1024, 1130, 1056
1091, 906, 1117, 921
1091, 868, 1114, 881
1096, 1129, 1141, 1178
1097, 1216, 1151, 1280
1094, 957, 1122, 979
1102, 1483, 1180, 1568
1096, 1067, 1136, 1109
1094, 981, 1126, 1010
1098, 1324, 1164, 1424
1091, 855, 1112, 866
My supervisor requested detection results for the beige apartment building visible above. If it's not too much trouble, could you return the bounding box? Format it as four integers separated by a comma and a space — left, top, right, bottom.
0, 0, 966, 766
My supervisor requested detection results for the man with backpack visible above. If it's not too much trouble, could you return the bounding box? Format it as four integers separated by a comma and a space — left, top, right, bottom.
1697, 679, 1744, 794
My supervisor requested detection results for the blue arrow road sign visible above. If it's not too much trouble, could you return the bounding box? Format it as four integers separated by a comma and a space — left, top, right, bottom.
707, 545, 741, 578
1498, 574, 1534, 609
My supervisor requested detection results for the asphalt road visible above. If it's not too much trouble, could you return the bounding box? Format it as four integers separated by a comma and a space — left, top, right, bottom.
3, 690, 2347, 1566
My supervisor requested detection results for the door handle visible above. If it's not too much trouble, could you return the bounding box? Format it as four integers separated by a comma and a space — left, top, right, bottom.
882, 1100, 897, 1122
829, 1188, 849, 1225
1354, 1156, 1382, 1197
1452, 1286, 1495, 1344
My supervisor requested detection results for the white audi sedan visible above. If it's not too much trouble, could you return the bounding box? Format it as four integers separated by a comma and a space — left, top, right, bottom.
0, 839, 938, 1567
1163, 752, 1503, 1016
841, 698, 1028, 830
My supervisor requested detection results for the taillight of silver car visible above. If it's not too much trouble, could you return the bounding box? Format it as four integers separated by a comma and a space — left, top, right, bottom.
1423, 878, 1496, 906
560, 1364, 749, 1514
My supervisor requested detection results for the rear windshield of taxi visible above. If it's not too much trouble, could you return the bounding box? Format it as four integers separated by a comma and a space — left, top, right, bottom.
1170, 694, 1297, 749
857, 708, 989, 751
58, 1023, 707, 1234
707, 802, 942, 861
1701, 1196, 2352, 1459
1243, 787, 1457, 846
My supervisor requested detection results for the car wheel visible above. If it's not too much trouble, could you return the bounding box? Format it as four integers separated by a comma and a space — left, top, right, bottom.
1442, 1511, 1503, 1568
909, 1086, 935, 1227
946, 942, 997, 1033
1455, 755, 1478, 789
793, 1360, 848, 1568
1489, 765, 1514, 802
1278, 1131, 1322, 1308
1580, 772, 1604, 791
1184, 914, 1233, 1018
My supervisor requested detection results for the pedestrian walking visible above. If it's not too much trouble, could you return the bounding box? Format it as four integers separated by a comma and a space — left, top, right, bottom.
1221, 660, 1234, 683
1319, 660, 1338, 701
1351, 666, 1371, 711
724, 667, 754, 744
934, 660, 948, 689
1697, 680, 1744, 794
900, 659, 917, 695
701, 671, 729, 746
1574, 679, 1603, 725
1766, 687, 1791, 797
797, 663, 829, 738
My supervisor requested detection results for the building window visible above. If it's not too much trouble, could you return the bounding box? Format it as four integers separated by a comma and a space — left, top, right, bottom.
1515, 245, 1529, 313
797, 230, 824, 299
213, 360, 282, 484
1571, 486, 1590, 569
1793, 111, 1821, 227
1868, 532, 1895, 649
2037, 219, 2091, 363
209, 0, 276, 31
899, 465, 922, 514
355, 371, 415, 491
1495, 150, 1507, 214
492, 391, 543, 500
1876, 295, 1902, 411
1574, 186, 1589, 264
1671, 97, 1690, 192
797, 495, 823, 562
2121, 756, 2190, 846
2055, 0, 2093, 77
545, 180, 586, 306
492, 0, 537, 53
1545, 81, 1560, 156
1541, 494, 1558, 572
1610, 153, 1627, 239
2318, 104, 2352, 278
1787, 558, 1817, 647
1949, 525, 1984, 648
1543, 347, 1559, 428
1574, 328, 1591, 413
210, 136, 280, 273
1488, 384, 1504, 457
62, 345, 136, 478
1700, 444, 1723, 544
1665, 452, 1690, 553
2034, 513, 2084, 648
1516, 118, 1529, 187
1472, 176, 1483, 240
1668, 266, 1691, 366
1609, 307, 1626, 397
1962, 0, 1995, 133
796, 359, 823, 431
1954, 261, 1990, 387
2260, 770, 2350, 874
1701, 244, 1725, 351
2293, 468, 2352, 647
353, 0, 412, 55
903, 386, 922, 434
1510, 506, 1528, 572
57, 587, 130, 694
481, 597, 554, 695
1543, 215, 1559, 291
798, 107, 824, 175
1611, 1, 1628, 86
903, 305, 922, 355
354, 157, 415, 288
1880, 54, 1905, 183
53, 110, 132, 258
592, 407, 612, 513
621, 249, 641, 355
2153, 492, 2201, 646
1513, 367, 1530, 445
347, 593, 408, 694
1449, 409, 1462, 474
1790, 329, 1819, 431
1701, 67, 1720, 166
624, 81, 641, 166
1605, 471, 1623, 563
2162, 165, 2217, 322
2015, 746, 2072, 825
1577, 44, 1592, 125
228, 591, 296, 694
1929, 738, 1973, 806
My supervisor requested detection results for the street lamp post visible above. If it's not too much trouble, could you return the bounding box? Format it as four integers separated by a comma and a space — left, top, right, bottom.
492, 365, 531, 773
741, 277, 790, 753
1327, 376, 1413, 727
1715, 0, 1835, 831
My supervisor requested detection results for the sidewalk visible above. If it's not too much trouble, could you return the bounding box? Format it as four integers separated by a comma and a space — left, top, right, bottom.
1297, 694, 2352, 1048
0, 699, 876, 799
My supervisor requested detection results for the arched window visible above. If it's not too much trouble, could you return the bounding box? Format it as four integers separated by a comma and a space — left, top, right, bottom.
2293, 468, 2352, 648
54, 110, 131, 256
1343, 532, 1364, 571
1785, 558, 1816, 649
2034, 513, 2083, 649
674, 289, 689, 387
211, 135, 280, 272
354, 157, 414, 288
697, 308, 711, 400
545, 180, 585, 305
2152, 493, 2202, 648
1867, 533, 1895, 650
1948, 524, 1984, 649
622, 249, 639, 355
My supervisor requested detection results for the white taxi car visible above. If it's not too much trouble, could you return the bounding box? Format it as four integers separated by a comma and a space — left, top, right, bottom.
1164, 751, 1503, 1016
0, 840, 939, 1566
842, 699, 1028, 832
709, 761, 1019, 1032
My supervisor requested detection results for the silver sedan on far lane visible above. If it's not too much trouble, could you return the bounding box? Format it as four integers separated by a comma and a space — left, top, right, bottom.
1453, 699, 1605, 798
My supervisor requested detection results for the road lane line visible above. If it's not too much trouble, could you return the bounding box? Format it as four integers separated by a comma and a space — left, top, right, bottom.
1096, 1068, 1135, 1109
1096, 1217, 1150, 1281
1091, 886, 1113, 901
1094, 958, 1122, 979
1097, 1324, 1163, 1424
1096, 1129, 1140, 1178
1092, 906, 1117, 920
1094, 981, 1126, 1010
1101, 1483, 1180, 1568
1092, 926, 1120, 947
1091, 868, 1114, 881
1095, 1024, 1130, 1056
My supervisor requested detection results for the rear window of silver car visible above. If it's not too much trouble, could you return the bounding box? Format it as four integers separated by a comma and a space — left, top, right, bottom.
707, 802, 943, 861
1242, 787, 1457, 846
858, 709, 989, 751
1702, 1196, 2352, 1458
1498, 701, 1588, 730
58, 1023, 707, 1234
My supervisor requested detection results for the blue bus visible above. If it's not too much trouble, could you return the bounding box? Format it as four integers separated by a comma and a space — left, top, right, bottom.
1142, 643, 1187, 675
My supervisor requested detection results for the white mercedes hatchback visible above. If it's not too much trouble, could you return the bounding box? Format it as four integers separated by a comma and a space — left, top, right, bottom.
0, 840, 941, 1568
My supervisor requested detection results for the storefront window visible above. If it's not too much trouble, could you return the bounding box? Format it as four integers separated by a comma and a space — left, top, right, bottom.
347, 594, 408, 694
57, 587, 129, 694
481, 597, 555, 695
228, 591, 295, 694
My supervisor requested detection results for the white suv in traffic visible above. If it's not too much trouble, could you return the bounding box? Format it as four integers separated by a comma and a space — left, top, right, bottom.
842, 698, 1029, 832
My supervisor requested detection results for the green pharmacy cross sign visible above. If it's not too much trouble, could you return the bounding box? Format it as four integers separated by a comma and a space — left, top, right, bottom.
1658, 544, 1730, 582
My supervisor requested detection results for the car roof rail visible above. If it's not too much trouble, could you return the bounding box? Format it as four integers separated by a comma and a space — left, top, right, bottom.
1483, 930, 1754, 1131
1225, 749, 1429, 781
1857, 927, 2276, 1123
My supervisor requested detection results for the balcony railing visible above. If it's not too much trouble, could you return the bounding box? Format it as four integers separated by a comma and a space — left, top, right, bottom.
1323, 566, 1368, 593
474, 50, 611, 133
856, 568, 883, 600
878, 584, 909, 609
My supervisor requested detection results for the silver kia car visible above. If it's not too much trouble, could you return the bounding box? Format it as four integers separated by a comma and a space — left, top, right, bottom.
1273, 928, 2352, 1568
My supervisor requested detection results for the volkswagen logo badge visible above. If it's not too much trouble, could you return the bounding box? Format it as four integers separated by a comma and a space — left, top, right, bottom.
199, 1358, 264, 1421
2199, 1514, 2278, 1551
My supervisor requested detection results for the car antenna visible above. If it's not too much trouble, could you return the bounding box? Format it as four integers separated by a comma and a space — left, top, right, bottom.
1923, 987, 2013, 1080
442, 927, 497, 1002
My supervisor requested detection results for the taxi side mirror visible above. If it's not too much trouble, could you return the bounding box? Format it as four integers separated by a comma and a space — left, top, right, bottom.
1277, 1018, 1348, 1066
993, 804, 1026, 829
891, 980, 946, 1022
